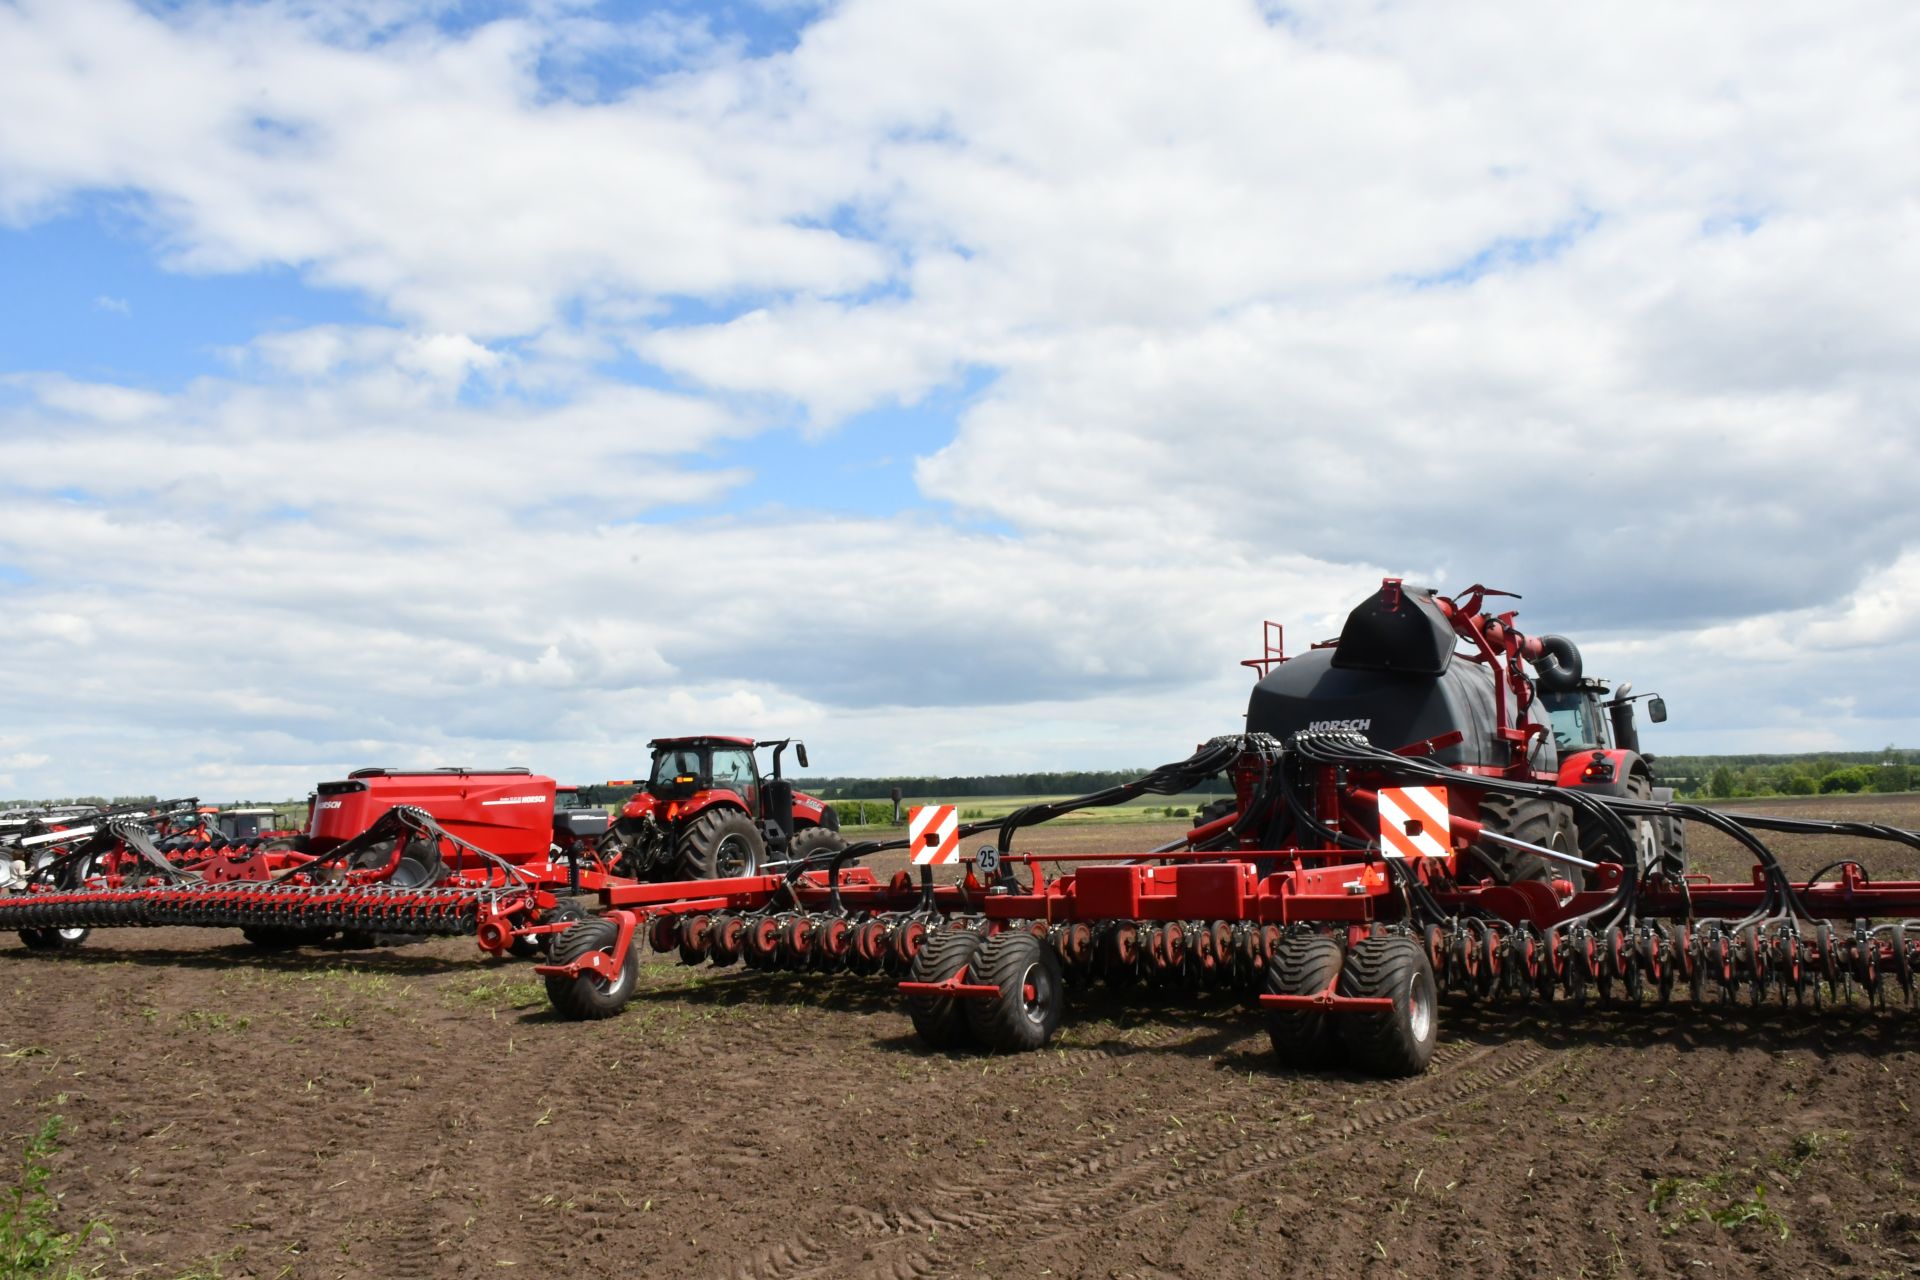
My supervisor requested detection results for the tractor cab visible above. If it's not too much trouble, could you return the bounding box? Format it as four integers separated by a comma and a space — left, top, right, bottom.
611, 736, 839, 881
213, 807, 282, 841
643, 736, 809, 824
1537, 679, 1668, 758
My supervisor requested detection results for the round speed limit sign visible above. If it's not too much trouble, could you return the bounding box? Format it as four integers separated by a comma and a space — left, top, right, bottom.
975, 846, 1001, 877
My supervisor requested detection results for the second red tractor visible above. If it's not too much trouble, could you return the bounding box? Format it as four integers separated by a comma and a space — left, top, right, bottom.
606, 736, 842, 880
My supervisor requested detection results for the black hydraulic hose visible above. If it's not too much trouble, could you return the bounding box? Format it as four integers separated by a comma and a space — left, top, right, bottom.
816, 736, 1247, 884
1572, 794, 1832, 923
1290, 731, 1862, 929
1272, 750, 1467, 928
1802, 859, 1870, 890
1289, 731, 1643, 929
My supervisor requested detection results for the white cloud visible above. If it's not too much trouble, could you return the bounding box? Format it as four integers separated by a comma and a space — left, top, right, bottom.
1, 0, 1919, 797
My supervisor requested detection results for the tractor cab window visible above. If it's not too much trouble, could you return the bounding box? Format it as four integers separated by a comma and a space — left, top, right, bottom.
1539, 690, 1599, 753
710, 748, 759, 812
650, 748, 704, 788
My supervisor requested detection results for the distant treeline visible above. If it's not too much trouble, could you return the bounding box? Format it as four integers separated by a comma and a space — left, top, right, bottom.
1, 794, 164, 810
1656, 749, 1919, 799
13, 750, 1919, 813
794, 772, 1234, 801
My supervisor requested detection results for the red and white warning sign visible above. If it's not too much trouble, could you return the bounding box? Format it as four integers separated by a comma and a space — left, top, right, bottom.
909, 804, 960, 865
1377, 786, 1450, 861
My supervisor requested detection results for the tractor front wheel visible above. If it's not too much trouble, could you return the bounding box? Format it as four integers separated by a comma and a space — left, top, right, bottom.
676, 808, 765, 881
545, 918, 638, 1020
788, 826, 847, 865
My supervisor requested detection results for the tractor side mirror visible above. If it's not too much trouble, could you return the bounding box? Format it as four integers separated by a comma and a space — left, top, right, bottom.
1648, 696, 1668, 723
795, 742, 809, 770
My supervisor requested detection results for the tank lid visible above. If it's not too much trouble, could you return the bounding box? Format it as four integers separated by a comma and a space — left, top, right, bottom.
1330, 581, 1456, 676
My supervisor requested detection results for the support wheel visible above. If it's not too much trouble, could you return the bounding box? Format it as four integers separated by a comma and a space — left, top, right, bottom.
1264, 931, 1345, 1068
241, 926, 334, 951
545, 918, 638, 1021
676, 808, 765, 880
964, 930, 1065, 1053
1336, 934, 1439, 1077
906, 927, 982, 1051
18, 926, 90, 952
511, 900, 588, 958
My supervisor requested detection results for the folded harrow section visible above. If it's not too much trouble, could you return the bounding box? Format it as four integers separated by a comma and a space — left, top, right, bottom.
0, 805, 574, 954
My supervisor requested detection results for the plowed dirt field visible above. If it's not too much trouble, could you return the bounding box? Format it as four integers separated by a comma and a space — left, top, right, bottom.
5, 794, 1919, 1279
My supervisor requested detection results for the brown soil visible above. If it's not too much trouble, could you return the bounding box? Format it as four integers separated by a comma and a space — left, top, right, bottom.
5, 796, 1919, 1279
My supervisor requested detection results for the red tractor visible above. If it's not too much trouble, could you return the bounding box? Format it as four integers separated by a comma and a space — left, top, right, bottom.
1536, 673, 1684, 874
606, 737, 842, 880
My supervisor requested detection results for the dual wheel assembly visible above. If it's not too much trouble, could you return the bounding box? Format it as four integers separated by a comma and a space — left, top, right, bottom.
1262, 929, 1438, 1077
906, 927, 1066, 1054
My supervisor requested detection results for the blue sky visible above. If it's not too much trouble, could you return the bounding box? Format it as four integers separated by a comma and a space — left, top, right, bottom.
2, 0, 1919, 799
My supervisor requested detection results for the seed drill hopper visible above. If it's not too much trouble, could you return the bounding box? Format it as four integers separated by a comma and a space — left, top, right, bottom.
0, 768, 622, 956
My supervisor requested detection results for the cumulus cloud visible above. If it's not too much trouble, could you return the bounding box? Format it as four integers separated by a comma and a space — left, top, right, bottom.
0, 0, 1917, 796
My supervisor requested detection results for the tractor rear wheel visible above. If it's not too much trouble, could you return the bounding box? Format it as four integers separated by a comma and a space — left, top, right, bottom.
545, 918, 638, 1020
1264, 930, 1345, 1068
906, 927, 982, 1051
1473, 793, 1580, 891
964, 929, 1065, 1053
1336, 933, 1439, 1077
676, 808, 764, 880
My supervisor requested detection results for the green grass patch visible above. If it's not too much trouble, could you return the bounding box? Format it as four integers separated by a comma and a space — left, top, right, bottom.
1649, 1174, 1788, 1239
444, 975, 546, 1011
1, 1116, 107, 1278
839, 792, 1222, 830
1646, 1129, 1850, 1240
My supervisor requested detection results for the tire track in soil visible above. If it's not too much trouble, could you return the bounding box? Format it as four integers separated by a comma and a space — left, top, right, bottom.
700, 1025, 1228, 1280
763, 1040, 1550, 1280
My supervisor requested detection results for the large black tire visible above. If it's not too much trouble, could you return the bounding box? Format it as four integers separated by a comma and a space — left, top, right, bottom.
788, 826, 847, 866
1473, 793, 1581, 891
241, 926, 335, 950
676, 808, 765, 880
18, 926, 89, 953
1576, 772, 1652, 868
509, 901, 589, 959
1197, 797, 1237, 827
1650, 785, 1688, 877
1264, 931, 1345, 1068
964, 930, 1065, 1053
545, 918, 638, 1020
1336, 933, 1439, 1077
906, 927, 983, 1051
